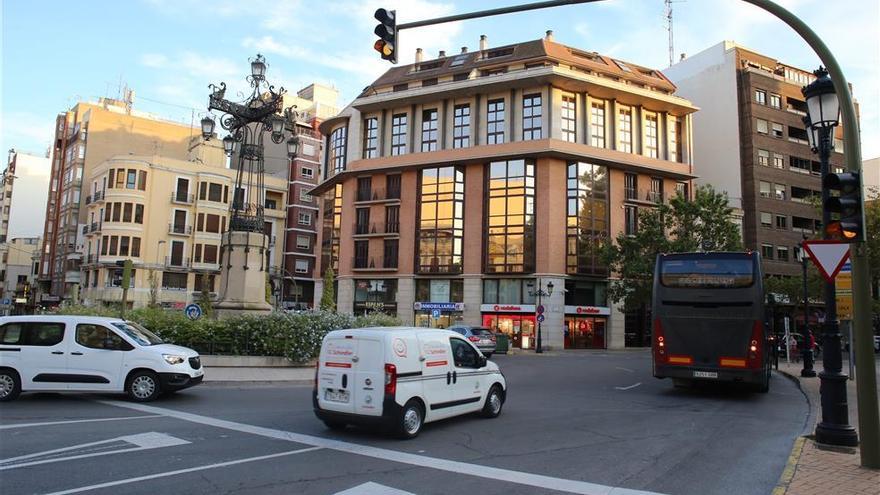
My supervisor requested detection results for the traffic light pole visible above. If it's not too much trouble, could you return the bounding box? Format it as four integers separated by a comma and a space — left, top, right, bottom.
385, 0, 880, 467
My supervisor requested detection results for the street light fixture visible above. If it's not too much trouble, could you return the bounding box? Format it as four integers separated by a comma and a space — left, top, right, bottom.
526, 279, 553, 353
222, 135, 235, 156
200, 116, 215, 140
802, 66, 857, 447
286, 136, 300, 158
250, 54, 267, 81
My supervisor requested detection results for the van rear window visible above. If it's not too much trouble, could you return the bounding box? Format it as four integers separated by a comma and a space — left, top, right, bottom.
661, 258, 754, 288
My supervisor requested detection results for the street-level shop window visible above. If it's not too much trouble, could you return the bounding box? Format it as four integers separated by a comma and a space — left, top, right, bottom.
107, 268, 136, 288
415, 279, 463, 303
564, 280, 607, 307
482, 279, 536, 305
161, 272, 188, 291
354, 279, 398, 315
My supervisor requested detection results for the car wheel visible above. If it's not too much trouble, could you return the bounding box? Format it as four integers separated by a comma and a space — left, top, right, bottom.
127, 371, 161, 402
0, 369, 21, 402
481, 385, 504, 418
396, 399, 424, 439
323, 420, 347, 431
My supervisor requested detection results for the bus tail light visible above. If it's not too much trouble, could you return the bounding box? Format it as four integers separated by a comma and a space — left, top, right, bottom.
384, 363, 397, 395
747, 321, 764, 369
653, 318, 667, 364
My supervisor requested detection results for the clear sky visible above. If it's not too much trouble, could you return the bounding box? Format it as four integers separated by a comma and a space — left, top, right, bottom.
1, 0, 878, 161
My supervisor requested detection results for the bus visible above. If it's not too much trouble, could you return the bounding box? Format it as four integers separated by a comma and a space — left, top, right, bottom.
651, 252, 771, 392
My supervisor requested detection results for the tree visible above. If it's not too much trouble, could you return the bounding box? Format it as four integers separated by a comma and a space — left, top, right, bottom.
198, 275, 214, 319
319, 267, 336, 311
865, 188, 880, 313
601, 185, 742, 312
148, 270, 159, 308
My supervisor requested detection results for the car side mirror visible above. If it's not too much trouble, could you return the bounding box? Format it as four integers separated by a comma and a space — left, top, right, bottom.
478, 355, 487, 368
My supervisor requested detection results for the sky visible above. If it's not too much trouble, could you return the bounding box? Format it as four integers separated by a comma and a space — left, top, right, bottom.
1, 0, 878, 162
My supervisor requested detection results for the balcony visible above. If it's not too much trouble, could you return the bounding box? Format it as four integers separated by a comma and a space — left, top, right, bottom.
93, 190, 105, 203
81, 225, 89, 235
89, 221, 101, 235
84, 254, 98, 264
171, 192, 194, 204
353, 222, 400, 237
416, 256, 462, 274
354, 188, 401, 204
624, 189, 665, 205
352, 256, 398, 271
165, 256, 191, 269
168, 223, 193, 236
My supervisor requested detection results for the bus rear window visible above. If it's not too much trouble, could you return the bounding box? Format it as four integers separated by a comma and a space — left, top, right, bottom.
660, 258, 754, 288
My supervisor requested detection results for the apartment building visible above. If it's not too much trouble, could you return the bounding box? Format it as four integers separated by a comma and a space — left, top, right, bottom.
80, 139, 288, 309
666, 41, 849, 278
2, 149, 51, 242
40, 95, 200, 302
0, 237, 40, 314
312, 33, 697, 350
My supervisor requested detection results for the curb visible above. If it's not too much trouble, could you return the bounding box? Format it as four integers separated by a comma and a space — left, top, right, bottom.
772, 436, 807, 495
202, 380, 313, 387
775, 367, 819, 436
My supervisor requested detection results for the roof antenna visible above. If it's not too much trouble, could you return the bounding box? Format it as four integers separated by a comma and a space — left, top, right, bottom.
665, 0, 686, 67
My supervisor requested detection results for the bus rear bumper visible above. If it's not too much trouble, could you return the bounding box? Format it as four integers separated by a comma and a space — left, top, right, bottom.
654, 365, 764, 385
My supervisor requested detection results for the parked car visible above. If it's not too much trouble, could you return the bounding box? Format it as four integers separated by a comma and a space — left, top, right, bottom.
447, 325, 497, 358
313, 327, 507, 439
0, 315, 203, 402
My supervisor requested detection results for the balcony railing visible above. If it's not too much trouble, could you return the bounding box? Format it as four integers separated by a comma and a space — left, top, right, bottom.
354, 222, 400, 236
168, 223, 193, 235
625, 188, 665, 205
165, 256, 191, 269
355, 188, 401, 203
171, 192, 194, 204
81, 225, 89, 235
416, 256, 462, 274
90, 221, 101, 234
93, 190, 105, 203
352, 256, 398, 270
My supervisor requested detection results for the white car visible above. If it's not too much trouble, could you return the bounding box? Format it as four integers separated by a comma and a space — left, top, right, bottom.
0, 315, 203, 402
313, 327, 507, 439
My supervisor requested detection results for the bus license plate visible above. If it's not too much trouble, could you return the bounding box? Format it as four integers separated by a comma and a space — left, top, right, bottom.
325, 389, 350, 403
694, 371, 718, 379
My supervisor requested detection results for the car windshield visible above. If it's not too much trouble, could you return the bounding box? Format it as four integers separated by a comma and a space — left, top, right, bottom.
112, 321, 164, 346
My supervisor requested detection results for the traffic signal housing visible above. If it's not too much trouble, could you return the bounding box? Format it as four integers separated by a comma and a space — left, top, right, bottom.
374, 8, 397, 63
823, 171, 864, 242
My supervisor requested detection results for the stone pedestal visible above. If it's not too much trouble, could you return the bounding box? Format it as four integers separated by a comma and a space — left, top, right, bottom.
214, 231, 273, 317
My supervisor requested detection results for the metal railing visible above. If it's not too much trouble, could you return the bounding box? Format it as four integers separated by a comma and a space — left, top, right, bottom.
416, 256, 462, 274
165, 256, 191, 268
355, 222, 400, 235
171, 192, 194, 204
168, 223, 193, 235
355, 188, 401, 202
353, 256, 398, 270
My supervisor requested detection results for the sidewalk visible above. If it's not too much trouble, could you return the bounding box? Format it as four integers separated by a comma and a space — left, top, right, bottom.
773, 359, 880, 495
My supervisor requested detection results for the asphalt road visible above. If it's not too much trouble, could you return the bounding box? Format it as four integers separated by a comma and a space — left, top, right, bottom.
0, 350, 808, 495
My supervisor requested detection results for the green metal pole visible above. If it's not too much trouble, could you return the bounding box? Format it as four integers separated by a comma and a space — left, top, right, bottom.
743, 0, 879, 469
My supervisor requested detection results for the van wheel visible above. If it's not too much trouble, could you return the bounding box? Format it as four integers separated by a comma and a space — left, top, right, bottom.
0, 369, 21, 402
323, 420, 347, 431
127, 371, 161, 402
481, 385, 504, 418
396, 399, 424, 439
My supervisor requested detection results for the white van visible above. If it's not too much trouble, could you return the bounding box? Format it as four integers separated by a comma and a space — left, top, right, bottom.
0, 315, 203, 402
313, 327, 507, 439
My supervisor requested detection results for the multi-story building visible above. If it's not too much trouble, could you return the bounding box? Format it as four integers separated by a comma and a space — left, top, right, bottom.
256, 84, 340, 309
2, 149, 51, 241
666, 41, 849, 278
863, 157, 880, 196
40, 95, 200, 302
0, 237, 40, 314
312, 32, 697, 350
79, 139, 288, 309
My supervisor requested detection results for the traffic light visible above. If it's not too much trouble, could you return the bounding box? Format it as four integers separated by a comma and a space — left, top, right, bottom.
373, 8, 397, 63
823, 171, 864, 242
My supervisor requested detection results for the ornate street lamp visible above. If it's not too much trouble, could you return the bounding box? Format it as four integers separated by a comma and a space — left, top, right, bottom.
250, 54, 267, 81
802, 66, 857, 447
527, 279, 554, 353
286, 136, 300, 158
200, 116, 215, 140
222, 135, 235, 156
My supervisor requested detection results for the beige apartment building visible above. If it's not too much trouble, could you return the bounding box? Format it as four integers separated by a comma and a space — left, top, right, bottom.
0, 237, 41, 314
313, 33, 697, 349
80, 138, 288, 309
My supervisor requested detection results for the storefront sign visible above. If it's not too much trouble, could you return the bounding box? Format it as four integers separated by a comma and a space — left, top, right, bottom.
480, 304, 537, 313
355, 301, 398, 313
565, 305, 611, 316
413, 302, 465, 311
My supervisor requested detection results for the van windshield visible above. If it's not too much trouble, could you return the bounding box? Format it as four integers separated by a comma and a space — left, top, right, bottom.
112, 321, 164, 346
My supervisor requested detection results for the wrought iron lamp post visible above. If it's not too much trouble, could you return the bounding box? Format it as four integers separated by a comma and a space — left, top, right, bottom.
527, 279, 554, 353
793, 237, 816, 377
802, 67, 857, 446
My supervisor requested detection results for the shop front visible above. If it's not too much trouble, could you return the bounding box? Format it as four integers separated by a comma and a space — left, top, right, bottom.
414, 302, 465, 328
564, 305, 610, 349
480, 304, 537, 350
354, 279, 398, 316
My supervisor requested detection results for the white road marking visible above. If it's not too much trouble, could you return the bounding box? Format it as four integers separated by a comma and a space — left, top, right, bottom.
0, 415, 162, 430
100, 400, 668, 495
43, 447, 321, 495
334, 481, 416, 495
615, 367, 635, 373
614, 383, 642, 391
0, 432, 189, 470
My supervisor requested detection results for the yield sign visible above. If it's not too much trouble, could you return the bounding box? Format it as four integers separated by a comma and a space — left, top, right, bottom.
803, 240, 851, 283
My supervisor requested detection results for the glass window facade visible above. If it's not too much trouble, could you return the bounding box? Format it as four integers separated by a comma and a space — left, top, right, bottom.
644, 113, 658, 158
618, 107, 632, 153
418, 166, 464, 273
486, 159, 535, 273
321, 184, 343, 273
329, 126, 347, 175
421, 109, 438, 152
590, 101, 605, 148
354, 279, 398, 315
453, 104, 470, 148
566, 162, 608, 276
522, 94, 542, 140
391, 113, 407, 156
363, 117, 378, 158
482, 279, 536, 304
561, 95, 576, 143
487, 99, 505, 144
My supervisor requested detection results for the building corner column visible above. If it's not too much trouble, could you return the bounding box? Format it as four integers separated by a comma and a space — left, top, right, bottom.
608, 303, 626, 350
462, 276, 482, 326
396, 277, 415, 324
337, 277, 354, 316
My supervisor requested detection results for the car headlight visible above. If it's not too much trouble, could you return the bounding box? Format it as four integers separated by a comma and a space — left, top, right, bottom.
163, 354, 186, 365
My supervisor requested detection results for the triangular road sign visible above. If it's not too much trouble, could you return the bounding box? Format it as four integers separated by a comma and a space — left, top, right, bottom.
803, 240, 851, 283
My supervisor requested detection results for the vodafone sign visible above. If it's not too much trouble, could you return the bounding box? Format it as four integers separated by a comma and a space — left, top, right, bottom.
565, 305, 610, 316
480, 304, 536, 313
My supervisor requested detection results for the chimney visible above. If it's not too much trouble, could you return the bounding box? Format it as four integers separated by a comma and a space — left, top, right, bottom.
680, 53, 686, 61
545, 30, 554, 42
479, 34, 488, 51
415, 48, 423, 64
439, 50, 446, 58
461, 46, 468, 54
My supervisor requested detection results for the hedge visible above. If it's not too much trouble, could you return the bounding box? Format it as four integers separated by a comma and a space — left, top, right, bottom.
50, 306, 402, 363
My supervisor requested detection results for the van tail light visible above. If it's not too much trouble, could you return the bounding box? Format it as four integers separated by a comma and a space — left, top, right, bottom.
747, 320, 764, 369
653, 318, 667, 364
468, 336, 480, 343
384, 363, 397, 395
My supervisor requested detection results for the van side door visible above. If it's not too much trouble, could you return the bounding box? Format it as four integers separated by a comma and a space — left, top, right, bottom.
67, 323, 132, 391
1, 321, 69, 390
448, 337, 485, 414
417, 332, 454, 420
